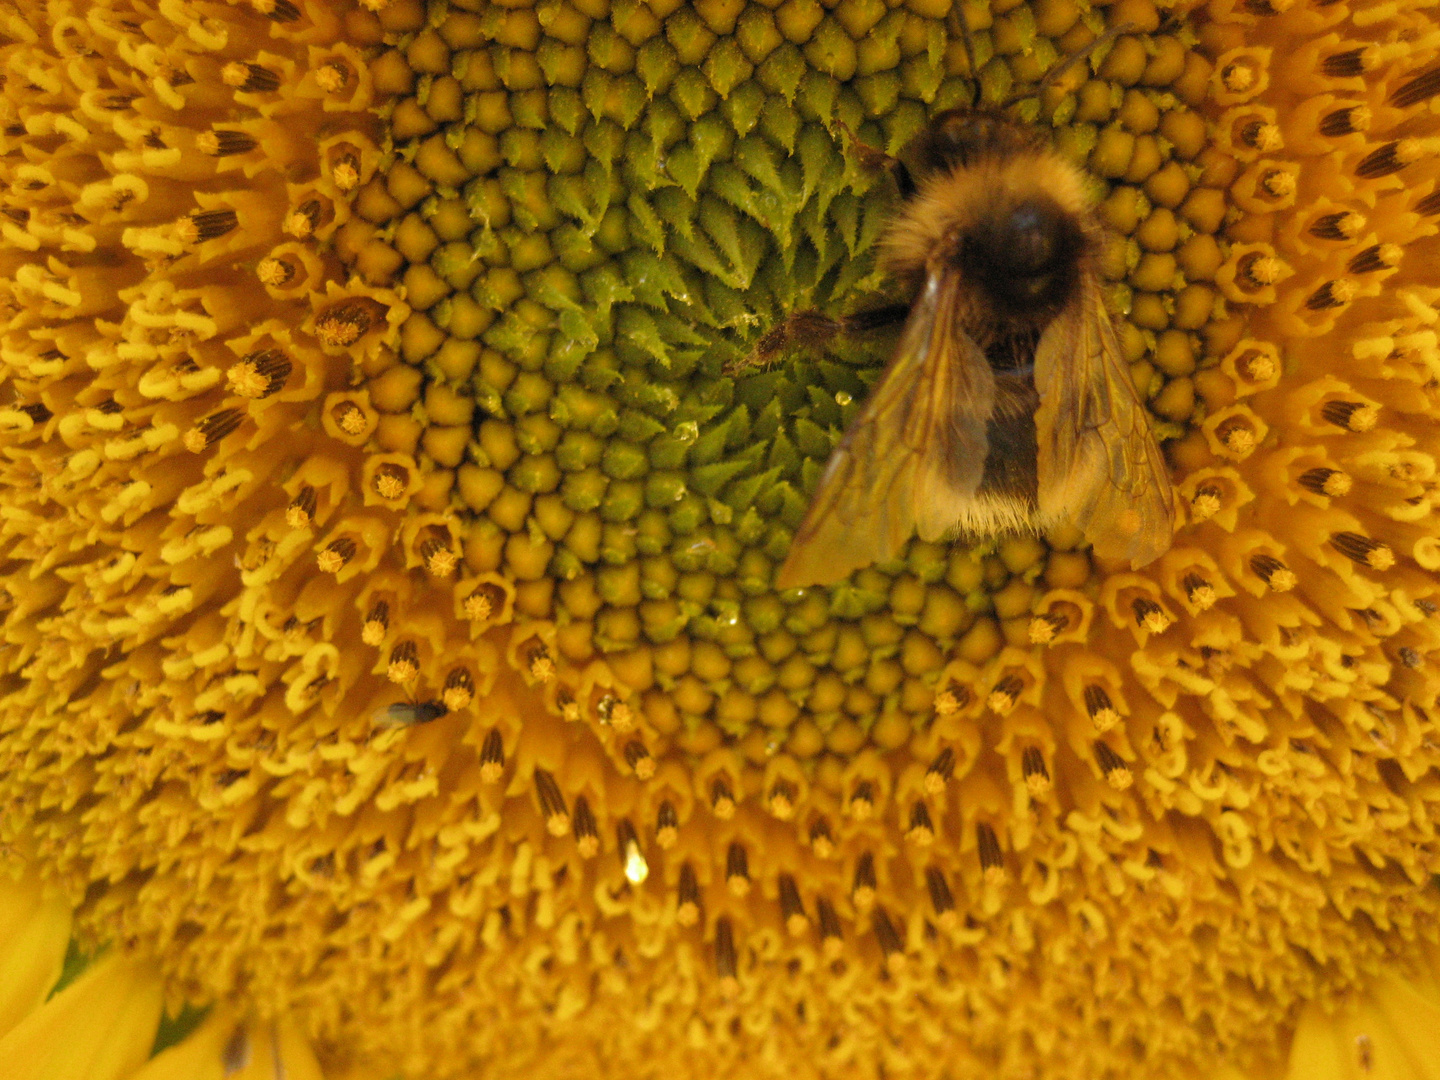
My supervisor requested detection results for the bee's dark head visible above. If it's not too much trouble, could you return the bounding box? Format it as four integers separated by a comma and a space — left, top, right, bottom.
895, 109, 1045, 195
961, 196, 1087, 318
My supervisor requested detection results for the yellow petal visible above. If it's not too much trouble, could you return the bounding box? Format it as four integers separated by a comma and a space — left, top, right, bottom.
0, 872, 71, 1039
0, 952, 162, 1080
130, 1011, 327, 1080
126, 1009, 237, 1080
1288, 957, 1440, 1080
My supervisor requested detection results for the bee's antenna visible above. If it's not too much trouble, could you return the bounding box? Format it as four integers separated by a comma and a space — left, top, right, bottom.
948, 2, 982, 109
998, 20, 1141, 110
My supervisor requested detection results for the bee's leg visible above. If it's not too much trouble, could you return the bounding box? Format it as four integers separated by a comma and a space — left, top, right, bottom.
727, 303, 910, 375
832, 117, 898, 174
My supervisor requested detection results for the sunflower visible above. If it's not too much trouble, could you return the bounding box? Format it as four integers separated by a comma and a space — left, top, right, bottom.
1, 0, 1439, 1077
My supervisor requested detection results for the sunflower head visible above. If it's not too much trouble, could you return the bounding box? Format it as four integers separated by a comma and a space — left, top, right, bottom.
2, 0, 1440, 1077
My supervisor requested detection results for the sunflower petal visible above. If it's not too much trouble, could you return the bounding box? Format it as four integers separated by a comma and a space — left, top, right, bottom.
0, 953, 162, 1080
0, 872, 71, 1040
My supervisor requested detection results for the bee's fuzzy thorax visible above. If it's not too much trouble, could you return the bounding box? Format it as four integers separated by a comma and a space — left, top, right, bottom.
879, 148, 1097, 282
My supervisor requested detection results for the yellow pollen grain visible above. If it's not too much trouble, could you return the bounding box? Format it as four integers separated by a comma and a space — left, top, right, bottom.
425, 548, 458, 577
1249, 256, 1282, 285
315, 64, 350, 93
256, 258, 293, 286
463, 594, 492, 621
1191, 489, 1222, 520
1262, 170, 1296, 198
335, 404, 367, 435
332, 158, 360, 192
1221, 425, 1256, 455
1222, 64, 1256, 92
227, 363, 268, 398
284, 209, 315, 239
1253, 123, 1282, 150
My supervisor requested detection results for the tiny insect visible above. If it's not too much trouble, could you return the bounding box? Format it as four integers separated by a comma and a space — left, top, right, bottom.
372, 698, 449, 727
764, 24, 1175, 589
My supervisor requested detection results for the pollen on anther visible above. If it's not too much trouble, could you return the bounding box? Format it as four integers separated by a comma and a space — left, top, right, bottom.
1321, 400, 1379, 431
256, 257, 295, 287
534, 768, 570, 836
1306, 279, 1358, 311
1183, 572, 1218, 610
725, 842, 750, 897
315, 302, 375, 349
527, 645, 555, 684
479, 729, 505, 784
808, 817, 834, 858
767, 779, 796, 819
924, 748, 955, 794
906, 800, 935, 847
228, 350, 291, 399
1094, 742, 1133, 789
1190, 485, 1223, 520
330, 401, 368, 436
222, 61, 279, 92
387, 641, 419, 683
1215, 418, 1257, 456
372, 464, 408, 501
573, 796, 598, 857
419, 537, 457, 578
197, 129, 258, 157
361, 601, 388, 646
285, 200, 321, 239
315, 62, 351, 93
676, 864, 700, 926
778, 874, 808, 936
654, 801, 678, 848
179, 209, 238, 243
463, 589, 495, 622
623, 740, 655, 780
1307, 211, 1364, 242
331, 154, 361, 192
1028, 611, 1069, 644
710, 777, 735, 819
184, 409, 242, 452
317, 538, 356, 574
441, 669, 473, 710
1319, 105, 1370, 137
1330, 532, 1395, 570
1347, 245, 1402, 275
1083, 685, 1119, 732
1298, 467, 1352, 497
852, 852, 877, 909
1021, 746, 1050, 795
933, 683, 967, 716
977, 823, 1006, 881
1250, 554, 1297, 591
987, 675, 1023, 715
1132, 597, 1172, 634
848, 781, 874, 820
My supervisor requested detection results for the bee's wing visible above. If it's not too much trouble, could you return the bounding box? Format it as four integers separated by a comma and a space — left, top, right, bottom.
776, 270, 996, 589
1033, 273, 1175, 567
